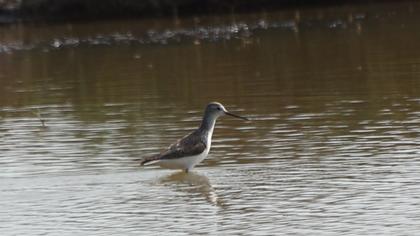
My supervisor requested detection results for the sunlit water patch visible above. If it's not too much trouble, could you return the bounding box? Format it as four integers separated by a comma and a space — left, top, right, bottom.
0, 6, 369, 53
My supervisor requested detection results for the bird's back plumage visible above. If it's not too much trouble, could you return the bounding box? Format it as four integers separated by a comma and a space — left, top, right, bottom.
140, 129, 207, 166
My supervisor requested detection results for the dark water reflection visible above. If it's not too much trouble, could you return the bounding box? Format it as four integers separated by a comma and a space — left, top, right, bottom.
157, 171, 225, 207
1, 1, 420, 235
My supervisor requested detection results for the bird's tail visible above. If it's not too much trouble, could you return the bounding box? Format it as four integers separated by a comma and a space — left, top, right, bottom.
140, 154, 161, 166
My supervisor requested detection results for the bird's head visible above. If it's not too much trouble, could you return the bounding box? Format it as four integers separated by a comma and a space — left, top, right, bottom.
205, 102, 248, 121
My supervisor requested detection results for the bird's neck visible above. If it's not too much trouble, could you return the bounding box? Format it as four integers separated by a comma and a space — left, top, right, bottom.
199, 115, 217, 137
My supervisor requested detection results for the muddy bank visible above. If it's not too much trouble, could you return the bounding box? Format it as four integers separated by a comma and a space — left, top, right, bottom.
0, 0, 413, 23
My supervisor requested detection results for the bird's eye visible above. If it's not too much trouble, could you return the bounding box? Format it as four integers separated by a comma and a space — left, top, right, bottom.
217, 107, 221, 110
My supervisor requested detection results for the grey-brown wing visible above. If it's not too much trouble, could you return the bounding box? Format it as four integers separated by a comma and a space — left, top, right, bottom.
158, 131, 206, 160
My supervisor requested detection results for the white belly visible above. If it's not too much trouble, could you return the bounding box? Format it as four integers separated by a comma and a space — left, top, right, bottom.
158, 147, 210, 170
157, 124, 214, 171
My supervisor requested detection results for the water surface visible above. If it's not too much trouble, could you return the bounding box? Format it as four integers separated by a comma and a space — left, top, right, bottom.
1, 1, 420, 235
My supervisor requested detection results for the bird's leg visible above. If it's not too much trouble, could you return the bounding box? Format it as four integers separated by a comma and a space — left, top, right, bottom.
184, 168, 189, 173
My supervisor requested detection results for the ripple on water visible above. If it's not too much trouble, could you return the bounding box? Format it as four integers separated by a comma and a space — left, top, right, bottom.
2, 99, 420, 234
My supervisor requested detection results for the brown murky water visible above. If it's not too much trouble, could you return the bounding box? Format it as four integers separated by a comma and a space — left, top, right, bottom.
1, 1, 420, 235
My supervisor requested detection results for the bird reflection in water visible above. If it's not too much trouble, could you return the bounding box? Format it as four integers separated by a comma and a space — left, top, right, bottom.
158, 171, 225, 207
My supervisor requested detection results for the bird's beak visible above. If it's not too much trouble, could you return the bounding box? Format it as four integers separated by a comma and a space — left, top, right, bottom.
225, 111, 249, 121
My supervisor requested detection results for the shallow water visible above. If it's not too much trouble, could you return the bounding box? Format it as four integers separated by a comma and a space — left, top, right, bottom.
1, 1, 420, 235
